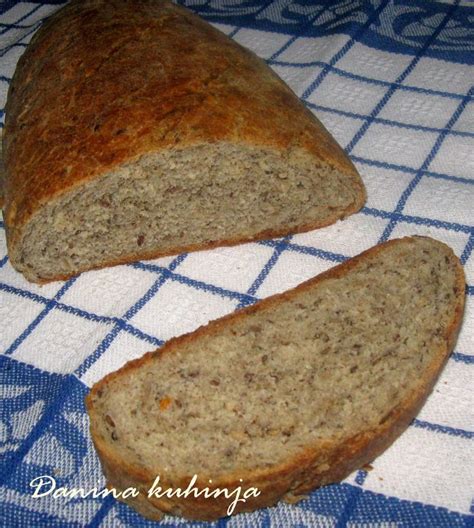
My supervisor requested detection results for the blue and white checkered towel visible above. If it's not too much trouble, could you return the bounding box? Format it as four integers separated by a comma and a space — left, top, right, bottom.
0, 1, 473, 526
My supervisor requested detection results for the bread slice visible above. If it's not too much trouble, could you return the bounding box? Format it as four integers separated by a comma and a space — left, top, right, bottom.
86, 236, 465, 521
2, 0, 365, 283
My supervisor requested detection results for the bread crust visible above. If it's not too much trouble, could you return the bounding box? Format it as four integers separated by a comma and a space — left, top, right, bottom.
0, 132, 4, 210
2, 0, 365, 283
86, 236, 466, 521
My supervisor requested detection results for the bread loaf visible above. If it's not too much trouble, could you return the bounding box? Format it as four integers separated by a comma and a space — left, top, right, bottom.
2, 0, 365, 283
86, 236, 465, 521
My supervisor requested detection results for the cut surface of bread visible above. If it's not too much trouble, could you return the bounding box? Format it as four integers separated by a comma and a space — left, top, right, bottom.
86, 237, 465, 521
3, 0, 365, 283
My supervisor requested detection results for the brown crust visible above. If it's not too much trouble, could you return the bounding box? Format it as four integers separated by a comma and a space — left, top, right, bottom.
86, 236, 466, 521
2, 0, 365, 283
0, 130, 4, 209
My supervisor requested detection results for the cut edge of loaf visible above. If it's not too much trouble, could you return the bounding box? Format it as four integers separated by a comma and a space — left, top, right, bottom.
9, 142, 365, 283
85, 236, 465, 521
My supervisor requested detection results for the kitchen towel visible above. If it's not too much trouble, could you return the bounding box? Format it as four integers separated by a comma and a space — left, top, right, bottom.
0, 1, 473, 526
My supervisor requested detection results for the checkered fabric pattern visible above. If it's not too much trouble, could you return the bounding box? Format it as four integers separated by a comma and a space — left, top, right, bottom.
0, 1, 473, 526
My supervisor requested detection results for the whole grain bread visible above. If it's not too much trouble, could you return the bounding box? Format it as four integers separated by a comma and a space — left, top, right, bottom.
86, 236, 465, 521
2, 0, 365, 283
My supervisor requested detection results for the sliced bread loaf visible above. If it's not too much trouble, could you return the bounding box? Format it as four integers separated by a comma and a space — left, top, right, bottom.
3, 0, 365, 283
86, 236, 465, 521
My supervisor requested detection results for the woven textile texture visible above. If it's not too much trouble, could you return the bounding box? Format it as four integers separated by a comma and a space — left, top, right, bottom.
0, 1, 473, 526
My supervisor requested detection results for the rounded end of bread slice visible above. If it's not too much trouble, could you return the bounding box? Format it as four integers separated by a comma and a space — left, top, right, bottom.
86, 236, 465, 521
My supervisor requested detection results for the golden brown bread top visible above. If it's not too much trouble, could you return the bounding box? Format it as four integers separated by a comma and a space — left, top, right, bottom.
3, 0, 358, 238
